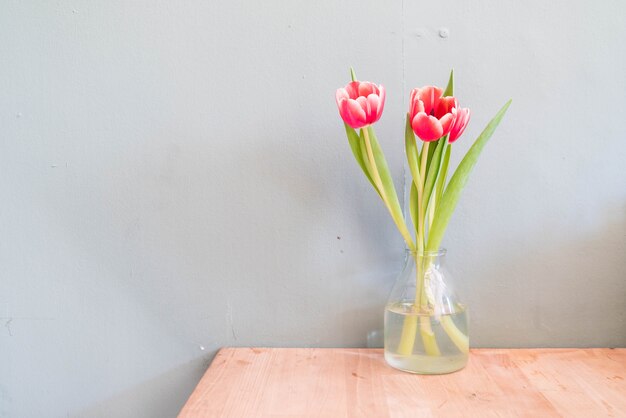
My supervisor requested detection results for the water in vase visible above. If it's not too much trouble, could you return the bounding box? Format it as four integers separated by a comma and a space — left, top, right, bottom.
384, 301, 469, 374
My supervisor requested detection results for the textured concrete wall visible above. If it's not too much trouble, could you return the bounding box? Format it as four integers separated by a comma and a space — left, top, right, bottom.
1, 1, 624, 416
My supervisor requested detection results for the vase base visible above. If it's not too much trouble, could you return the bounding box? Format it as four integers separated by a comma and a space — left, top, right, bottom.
384, 351, 467, 374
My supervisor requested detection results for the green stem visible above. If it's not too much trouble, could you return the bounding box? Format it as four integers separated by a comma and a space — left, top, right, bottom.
441, 316, 469, 353
414, 255, 424, 313
417, 254, 440, 356
397, 252, 441, 357
428, 192, 436, 232
417, 142, 430, 251
396, 253, 422, 356
396, 315, 417, 356
362, 128, 387, 202
415, 142, 429, 309
420, 316, 441, 356
362, 128, 416, 251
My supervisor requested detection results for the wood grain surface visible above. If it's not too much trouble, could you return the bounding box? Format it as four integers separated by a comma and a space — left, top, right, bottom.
178, 348, 626, 417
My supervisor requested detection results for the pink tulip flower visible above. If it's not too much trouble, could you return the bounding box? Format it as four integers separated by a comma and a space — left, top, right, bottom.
409, 86, 457, 142
449, 107, 471, 143
335, 81, 386, 129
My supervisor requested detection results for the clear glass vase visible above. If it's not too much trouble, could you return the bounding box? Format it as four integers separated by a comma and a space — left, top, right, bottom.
384, 249, 469, 374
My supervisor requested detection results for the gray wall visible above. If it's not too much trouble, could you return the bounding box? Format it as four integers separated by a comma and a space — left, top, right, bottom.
1, 1, 625, 417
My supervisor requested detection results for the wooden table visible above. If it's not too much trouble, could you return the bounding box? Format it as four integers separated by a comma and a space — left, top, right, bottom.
178, 348, 626, 417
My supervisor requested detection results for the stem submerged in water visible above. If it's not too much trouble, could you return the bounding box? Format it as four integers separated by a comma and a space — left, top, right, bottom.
420, 316, 441, 356
395, 252, 469, 358
441, 315, 469, 353
396, 252, 441, 356
396, 315, 417, 356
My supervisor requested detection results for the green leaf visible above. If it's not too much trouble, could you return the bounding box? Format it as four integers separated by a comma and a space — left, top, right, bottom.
357, 131, 384, 199
409, 181, 419, 235
344, 123, 379, 195
422, 138, 445, 212
350, 67, 357, 82
422, 138, 438, 176
443, 69, 454, 97
435, 68, 453, 205
427, 100, 512, 251
366, 126, 406, 228
436, 145, 451, 205
405, 113, 421, 186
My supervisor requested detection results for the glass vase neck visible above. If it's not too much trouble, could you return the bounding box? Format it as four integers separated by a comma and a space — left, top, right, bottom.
406, 248, 447, 257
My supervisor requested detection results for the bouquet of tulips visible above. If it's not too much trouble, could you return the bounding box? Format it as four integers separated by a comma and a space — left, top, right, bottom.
335, 68, 510, 360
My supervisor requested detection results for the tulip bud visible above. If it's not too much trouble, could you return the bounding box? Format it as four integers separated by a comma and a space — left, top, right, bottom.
335, 81, 385, 129
409, 86, 457, 142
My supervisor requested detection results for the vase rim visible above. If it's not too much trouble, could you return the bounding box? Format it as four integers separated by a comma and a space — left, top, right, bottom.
405, 248, 447, 257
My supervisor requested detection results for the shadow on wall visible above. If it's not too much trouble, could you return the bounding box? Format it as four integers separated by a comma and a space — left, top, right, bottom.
452, 201, 626, 348
73, 353, 214, 418
36, 134, 242, 418
232, 130, 405, 348
40, 119, 404, 415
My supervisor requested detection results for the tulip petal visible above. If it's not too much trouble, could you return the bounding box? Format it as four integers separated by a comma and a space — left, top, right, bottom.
345, 81, 360, 99
340, 98, 367, 129
336, 88, 349, 106
366, 94, 380, 123
377, 85, 385, 119
358, 82, 375, 97
415, 99, 425, 115
449, 108, 470, 143
436, 96, 458, 118
412, 112, 443, 141
356, 96, 370, 119
409, 89, 418, 115
419, 86, 443, 115
440, 112, 455, 135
